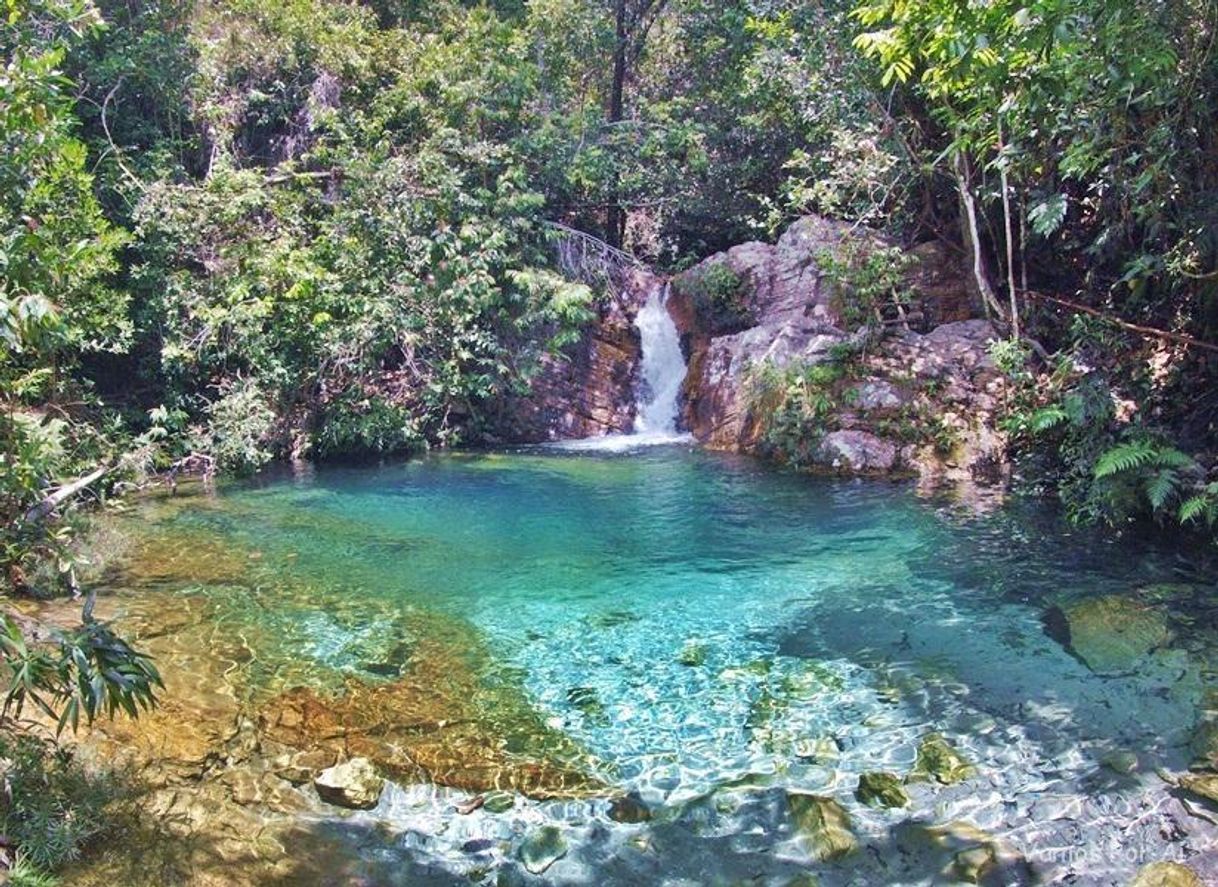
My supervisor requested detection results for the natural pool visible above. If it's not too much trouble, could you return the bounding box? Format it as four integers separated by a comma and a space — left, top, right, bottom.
78, 445, 1218, 885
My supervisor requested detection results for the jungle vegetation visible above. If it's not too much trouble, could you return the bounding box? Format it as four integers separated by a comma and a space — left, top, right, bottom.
2, 0, 1217, 875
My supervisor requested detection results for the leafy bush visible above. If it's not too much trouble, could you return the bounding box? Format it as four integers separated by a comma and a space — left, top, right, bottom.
313, 394, 425, 460
818, 242, 916, 331
0, 733, 128, 872
748, 359, 851, 466
198, 380, 277, 475
676, 262, 753, 335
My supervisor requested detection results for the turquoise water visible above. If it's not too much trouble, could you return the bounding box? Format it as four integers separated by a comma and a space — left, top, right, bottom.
113, 446, 1218, 885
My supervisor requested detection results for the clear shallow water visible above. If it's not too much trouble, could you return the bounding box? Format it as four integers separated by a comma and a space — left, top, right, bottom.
107, 447, 1218, 885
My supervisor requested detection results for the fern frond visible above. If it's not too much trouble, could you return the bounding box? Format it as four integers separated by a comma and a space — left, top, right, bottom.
1144, 469, 1179, 511
1094, 440, 1157, 478
1179, 494, 1213, 525
1149, 448, 1194, 470
1030, 405, 1068, 433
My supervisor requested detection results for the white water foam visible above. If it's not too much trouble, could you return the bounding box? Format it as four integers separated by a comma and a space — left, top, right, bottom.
552, 281, 692, 453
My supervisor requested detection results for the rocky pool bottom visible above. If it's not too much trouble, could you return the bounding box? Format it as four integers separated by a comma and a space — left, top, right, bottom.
26, 448, 1218, 886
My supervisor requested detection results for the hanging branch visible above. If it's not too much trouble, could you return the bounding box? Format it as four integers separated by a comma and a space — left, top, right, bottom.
544, 221, 642, 294
954, 153, 1008, 323
1024, 291, 1218, 354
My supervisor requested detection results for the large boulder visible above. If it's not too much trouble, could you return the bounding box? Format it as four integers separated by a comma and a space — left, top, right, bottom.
815, 430, 898, 473
674, 218, 857, 451
314, 757, 384, 810
1043, 594, 1172, 675
672, 216, 1008, 489
786, 791, 857, 861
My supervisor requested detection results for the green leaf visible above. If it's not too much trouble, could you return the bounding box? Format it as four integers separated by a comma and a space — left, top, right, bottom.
1028, 194, 1067, 237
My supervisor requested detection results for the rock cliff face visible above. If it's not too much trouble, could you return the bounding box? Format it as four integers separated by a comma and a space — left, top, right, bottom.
669, 216, 1009, 490
499, 215, 1008, 493
495, 270, 659, 442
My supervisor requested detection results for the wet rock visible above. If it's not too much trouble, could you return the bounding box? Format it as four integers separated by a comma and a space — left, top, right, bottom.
899, 820, 1027, 885
909, 733, 974, 785
260, 611, 606, 800
496, 269, 651, 442
856, 771, 909, 808
314, 758, 384, 810
608, 792, 652, 824
952, 844, 997, 884
786, 792, 857, 861
1190, 697, 1218, 770
1102, 750, 1139, 775
1044, 594, 1171, 674
567, 686, 607, 722
273, 748, 339, 785
815, 430, 898, 473
224, 768, 263, 806
794, 736, 841, 763
1177, 772, 1218, 805
483, 791, 516, 814
783, 876, 821, 887
1127, 861, 1205, 887
518, 826, 568, 874
678, 641, 708, 666
462, 838, 496, 855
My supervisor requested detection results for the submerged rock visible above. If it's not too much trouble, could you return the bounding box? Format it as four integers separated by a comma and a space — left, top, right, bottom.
1043, 594, 1171, 675
910, 733, 974, 785
678, 641, 708, 666
794, 736, 840, 763
608, 792, 652, 823
273, 747, 339, 785
898, 820, 1027, 885
483, 791, 516, 814
1127, 862, 1205, 887
518, 826, 568, 874
786, 792, 857, 861
314, 758, 384, 810
1190, 695, 1218, 770
1101, 750, 1139, 775
1177, 772, 1218, 805
856, 771, 909, 808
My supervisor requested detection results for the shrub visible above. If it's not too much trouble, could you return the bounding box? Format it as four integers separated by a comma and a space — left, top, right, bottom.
0, 733, 128, 873
818, 242, 915, 331
676, 262, 753, 335
747, 358, 851, 466
199, 380, 277, 475
313, 393, 426, 460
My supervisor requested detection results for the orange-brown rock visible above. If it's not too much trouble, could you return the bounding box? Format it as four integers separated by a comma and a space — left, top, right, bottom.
261, 625, 605, 799
494, 269, 661, 442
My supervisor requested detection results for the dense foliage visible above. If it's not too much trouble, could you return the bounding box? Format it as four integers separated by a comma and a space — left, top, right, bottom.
2, 0, 1217, 876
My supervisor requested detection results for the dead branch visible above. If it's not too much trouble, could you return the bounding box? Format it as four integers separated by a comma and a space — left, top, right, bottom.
23, 465, 110, 524
1025, 291, 1218, 354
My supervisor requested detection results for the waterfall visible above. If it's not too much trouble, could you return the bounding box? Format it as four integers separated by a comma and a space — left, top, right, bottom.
632, 283, 686, 435
553, 280, 690, 451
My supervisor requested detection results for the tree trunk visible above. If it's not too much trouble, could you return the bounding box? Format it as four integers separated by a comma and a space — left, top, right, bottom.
998, 122, 1020, 340
606, 0, 628, 248
954, 153, 1007, 323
